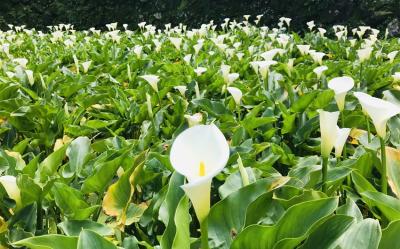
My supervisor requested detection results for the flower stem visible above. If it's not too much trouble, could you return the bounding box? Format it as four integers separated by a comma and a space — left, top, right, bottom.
322, 156, 329, 193
366, 116, 371, 143
200, 220, 209, 249
341, 111, 347, 158
380, 137, 387, 194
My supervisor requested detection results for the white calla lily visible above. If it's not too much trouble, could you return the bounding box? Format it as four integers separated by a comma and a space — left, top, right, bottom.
174, 86, 187, 97
25, 70, 34, 85
82, 61, 92, 73
170, 124, 230, 222
310, 51, 325, 65
313, 66, 328, 79
393, 72, 400, 83
354, 92, 400, 138
334, 127, 351, 158
318, 110, 340, 158
0, 175, 21, 208
140, 75, 160, 92
328, 76, 354, 111
296, 45, 310, 55
169, 37, 182, 50
357, 47, 373, 63
387, 51, 398, 63
227, 87, 243, 105
194, 67, 207, 76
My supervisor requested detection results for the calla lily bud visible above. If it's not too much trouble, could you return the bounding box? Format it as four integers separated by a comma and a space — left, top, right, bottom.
318, 110, 340, 158
328, 76, 354, 111
170, 124, 230, 222
354, 92, 400, 138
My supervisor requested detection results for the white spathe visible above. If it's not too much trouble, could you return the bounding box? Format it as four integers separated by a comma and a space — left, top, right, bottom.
174, 86, 187, 97
334, 127, 351, 158
0, 175, 21, 208
227, 87, 243, 105
169, 37, 182, 50
25, 70, 34, 86
357, 47, 373, 63
387, 51, 398, 63
170, 124, 230, 222
140, 75, 160, 92
328, 76, 354, 111
297, 44, 310, 56
354, 92, 400, 138
318, 110, 340, 158
313, 66, 328, 79
82, 61, 92, 73
194, 67, 207, 76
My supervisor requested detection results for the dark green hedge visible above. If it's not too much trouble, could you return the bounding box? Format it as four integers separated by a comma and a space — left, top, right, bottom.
0, 0, 399, 30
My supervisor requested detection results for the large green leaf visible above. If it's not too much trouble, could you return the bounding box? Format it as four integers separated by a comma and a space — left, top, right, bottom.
208, 176, 289, 249
77, 230, 117, 249
14, 235, 78, 249
379, 220, 400, 249
231, 197, 338, 249
63, 136, 91, 178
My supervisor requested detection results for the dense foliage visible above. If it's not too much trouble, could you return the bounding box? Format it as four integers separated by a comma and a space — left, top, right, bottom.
1, 17, 400, 248
0, 0, 399, 30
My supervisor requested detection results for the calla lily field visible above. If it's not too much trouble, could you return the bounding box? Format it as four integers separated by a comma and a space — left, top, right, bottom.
1, 16, 400, 249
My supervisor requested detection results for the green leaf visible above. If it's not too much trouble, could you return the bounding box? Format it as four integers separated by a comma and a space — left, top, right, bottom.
361, 191, 400, 221
291, 90, 319, 113
14, 235, 78, 249
160, 172, 185, 249
208, 176, 289, 249
171, 196, 190, 249
64, 136, 91, 178
379, 220, 400, 249
77, 230, 117, 249
38, 144, 69, 181
299, 215, 355, 249
231, 197, 338, 249
58, 220, 114, 236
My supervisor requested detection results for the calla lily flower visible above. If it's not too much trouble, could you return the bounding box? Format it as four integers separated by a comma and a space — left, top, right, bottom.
82, 61, 92, 73
169, 37, 182, 50
357, 47, 373, 63
387, 51, 398, 63
307, 21, 315, 31
140, 75, 160, 92
227, 87, 243, 105
25, 70, 34, 85
194, 67, 207, 76
328, 76, 354, 111
0, 175, 21, 208
250, 60, 277, 79
13, 58, 28, 68
170, 124, 230, 222
318, 110, 340, 158
393, 72, 400, 83
184, 113, 203, 127
310, 51, 325, 65
297, 45, 310, 55
174, 86, 187, 97
334, 126, 351, 158
354, 92, 400, 138
313, 66, 328, 79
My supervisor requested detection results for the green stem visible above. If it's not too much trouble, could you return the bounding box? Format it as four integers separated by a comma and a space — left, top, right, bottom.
380, 137, 387, 194
200, 220, 209, 249
322, 156, 329, 193
237, 105, 241, 121
36, 198, 43, 232
359, 62, 363, 89
341, 111, 347, 158
366, 116, 371, 143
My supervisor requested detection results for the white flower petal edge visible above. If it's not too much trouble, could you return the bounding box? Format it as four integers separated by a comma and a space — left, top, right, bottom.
354, 92, 400, 138
170, 124, 230, 222
0, 175, 21, 208
318, 110, 340, 158
328, 76, 354, 111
